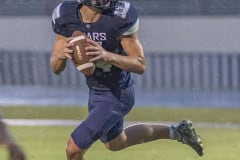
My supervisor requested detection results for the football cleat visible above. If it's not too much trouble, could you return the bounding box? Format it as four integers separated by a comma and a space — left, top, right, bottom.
174, 120, 203, 156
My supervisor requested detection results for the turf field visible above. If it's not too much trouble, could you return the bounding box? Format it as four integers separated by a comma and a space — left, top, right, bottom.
1, 106, 240, 122
0, 106, 240, 160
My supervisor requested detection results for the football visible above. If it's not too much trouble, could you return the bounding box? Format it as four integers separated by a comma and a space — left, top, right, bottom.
70, 31, 95, 76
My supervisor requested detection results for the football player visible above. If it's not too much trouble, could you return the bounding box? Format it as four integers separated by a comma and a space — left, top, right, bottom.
50, 0, 203, 159
0, 119, 25, 160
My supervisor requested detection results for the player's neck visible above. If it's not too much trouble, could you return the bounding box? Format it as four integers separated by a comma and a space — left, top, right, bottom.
80, 5, 101, 23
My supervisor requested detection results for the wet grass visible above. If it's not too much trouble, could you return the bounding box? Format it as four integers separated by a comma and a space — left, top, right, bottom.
0, 106, 240, 123
0, 106, 239, 159
1, 126, 240, 160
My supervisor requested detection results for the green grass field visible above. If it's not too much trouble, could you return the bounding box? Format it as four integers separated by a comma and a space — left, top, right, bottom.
0, 106, 240, 160
1, 106, 240, 122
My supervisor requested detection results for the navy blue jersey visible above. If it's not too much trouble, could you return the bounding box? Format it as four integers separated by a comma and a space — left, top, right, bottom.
52, 0, 139, 90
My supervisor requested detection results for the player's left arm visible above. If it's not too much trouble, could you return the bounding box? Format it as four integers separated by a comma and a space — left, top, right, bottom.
86, 33, 146, 74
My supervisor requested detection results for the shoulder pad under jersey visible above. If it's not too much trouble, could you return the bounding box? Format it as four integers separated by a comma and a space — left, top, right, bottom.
52, 0, 80, 36
114, 1, 139, 35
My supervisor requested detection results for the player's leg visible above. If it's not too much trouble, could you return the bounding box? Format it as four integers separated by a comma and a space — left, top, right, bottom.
66, 137, 87, 160
104, 123, 173, 151
0, 119, 26, 160
66, 110, 124, 160
100, 86, 203, 156
102, 86, 175, 150
66, 119, 94, 160
105, 120, 203, 156
66, 88, 126, 160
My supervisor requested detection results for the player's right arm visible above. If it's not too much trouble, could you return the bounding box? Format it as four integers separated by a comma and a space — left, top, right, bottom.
50, 35, 74, 74
51, 1, 77, 74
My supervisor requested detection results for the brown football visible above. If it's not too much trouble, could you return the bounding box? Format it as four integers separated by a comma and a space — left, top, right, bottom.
70, 31, 95, 76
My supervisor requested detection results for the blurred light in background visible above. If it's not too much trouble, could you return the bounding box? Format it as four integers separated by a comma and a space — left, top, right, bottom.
0, 0, 240, 107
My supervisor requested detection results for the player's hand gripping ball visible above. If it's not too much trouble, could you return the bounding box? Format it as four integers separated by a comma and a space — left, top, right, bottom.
70, 31, 95, 76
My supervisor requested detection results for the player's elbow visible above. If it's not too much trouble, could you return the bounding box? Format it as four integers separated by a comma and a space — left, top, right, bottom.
137, 65, 146, 74
53, 69, 62, 75
136, 58, 146, 74
50, 62, 60, 74
50, 57, 65, 74
51, 64, 64, 75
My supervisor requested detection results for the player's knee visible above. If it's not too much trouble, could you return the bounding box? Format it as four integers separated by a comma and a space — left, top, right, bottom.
66, 138, 87, 160
104, 133, 127, 151
66, 137, 81, 156
105, 142, 120, 151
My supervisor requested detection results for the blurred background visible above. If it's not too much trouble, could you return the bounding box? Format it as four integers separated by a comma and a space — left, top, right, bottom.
0, 0, 240, 108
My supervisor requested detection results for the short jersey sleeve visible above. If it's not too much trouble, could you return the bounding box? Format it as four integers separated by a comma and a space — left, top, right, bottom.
114, 1, 139, 36
51, 1, 80, 37
52, 2, 63, 34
